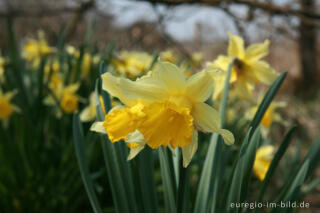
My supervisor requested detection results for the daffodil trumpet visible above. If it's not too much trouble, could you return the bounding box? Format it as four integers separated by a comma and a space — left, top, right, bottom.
91, 61, 234, 167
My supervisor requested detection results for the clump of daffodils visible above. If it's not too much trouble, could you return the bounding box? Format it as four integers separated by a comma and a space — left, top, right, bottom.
207, 33, 279, 100
91, 61, 234, 167
253, 145, 275, 181
66, 45, 99, 78
0, 89, 20, 128
111, 51, 153, 79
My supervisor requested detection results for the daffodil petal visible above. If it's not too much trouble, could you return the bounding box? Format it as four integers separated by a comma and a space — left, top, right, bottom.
118, 76, 168, 102
186, 70, 213, 102
182, 130, 198, 167
250, 61, 279, 85
127, 145, 145, 161
228, 33, 245, 59
217, 129, 235, 145
245, 39, 270, 62
192, 102, 221, 132
126, 129, 146, 145
90, 121, 107, 134
153, 61, 186, 92
101, 72, 129, 105
80, 106, 95, 122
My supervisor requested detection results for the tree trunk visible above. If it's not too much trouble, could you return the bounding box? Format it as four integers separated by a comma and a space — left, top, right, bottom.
298, 0, 317, 92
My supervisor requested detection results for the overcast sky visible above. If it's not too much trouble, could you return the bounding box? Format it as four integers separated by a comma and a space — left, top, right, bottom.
96, 0, 300, 42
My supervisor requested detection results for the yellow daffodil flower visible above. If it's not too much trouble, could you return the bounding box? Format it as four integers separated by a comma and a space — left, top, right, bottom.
22, 31, 55, 68
247, 98, 286, 137
44, 83, 80, 116
112, 51, 153, 79
91, 61, 234, 167
0, 89, 20, 128
253, 145, 275, 181
80, 93, 106, 122
160, 49, 177, 64
207, 33, 279, 100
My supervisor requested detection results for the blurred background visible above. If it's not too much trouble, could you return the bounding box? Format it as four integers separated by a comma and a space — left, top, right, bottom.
0, 0, 319, 212
0, 1, 320, 142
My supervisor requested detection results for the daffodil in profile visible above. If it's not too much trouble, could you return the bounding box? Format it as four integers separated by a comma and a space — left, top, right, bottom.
22, 31, 55, 68
91, 61, 234, 167
80, 93, 106, 122
0, 89, 20, 128
253, 145, 275, 181
207, 33, 279, 100
247, 96, 286, 137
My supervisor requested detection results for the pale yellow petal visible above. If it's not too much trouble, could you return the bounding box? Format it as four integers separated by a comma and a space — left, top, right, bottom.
127, 145, 145, 161
192, 102, 221, 132
101, 72, 129, 105
80, 106, 95, 122
126, 129, 146, 145
90, 122, 107, 134
245, 39, 270, 62
250, 61, 279, 85
192, 102, 234, 145
118, 76, 168, 102
65, 83, 80, 93
186, 70, 213, 102
228, 33, 245, 59
153, 61, 186, 92
182, 130, 198, 167
4, 90, 18, 100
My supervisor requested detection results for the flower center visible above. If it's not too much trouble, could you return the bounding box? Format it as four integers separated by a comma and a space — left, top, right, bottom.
61, 93, 78, 114
233, 57, 245, 78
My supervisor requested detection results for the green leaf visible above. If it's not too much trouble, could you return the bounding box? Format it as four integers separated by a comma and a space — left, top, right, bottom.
159, 147, 177, 213
250, 72, 287, 133
95, 79, 138, 213
194, 62, 232, 213
136, 148, 159, 213
72, 114, 102, 213
226, 128, 252, 213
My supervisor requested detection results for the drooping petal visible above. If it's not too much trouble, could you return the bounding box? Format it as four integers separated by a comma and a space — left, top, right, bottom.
138, 100, 193, 149
126, 130, 146, 160
152, 61, 186, 92
250, 61, 279, 85
192, 102, 221, 132
182, 130, 198, 167
192, 102, 234, 145
127, 145, 145, 161
186, 70, 213, 102
80, 106, 95, 122
228, 33, 245, 59
118, 76, 168, 102
245, 39, 270, 62
90, 121, 107, 134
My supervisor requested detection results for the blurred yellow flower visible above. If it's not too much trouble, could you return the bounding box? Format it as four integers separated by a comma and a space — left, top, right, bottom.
247, 99, 286, 137
160, 49, 177, 64
112, 51, 153, 79
0, 56, 6, 82
80, 93, 106, 122
253, 145, 275, 181
0, 89, 20, 128
22, 31, 55, 67
207, 33, 279, 100
91, 61, 234, 167
44, 83, 80, 116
